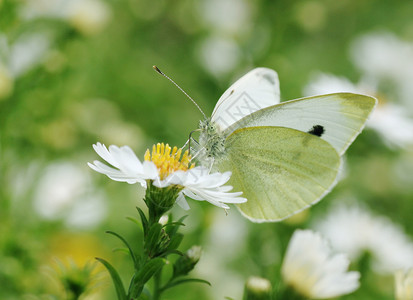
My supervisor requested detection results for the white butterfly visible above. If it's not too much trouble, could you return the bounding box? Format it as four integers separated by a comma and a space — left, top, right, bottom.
193, 68, 377, 222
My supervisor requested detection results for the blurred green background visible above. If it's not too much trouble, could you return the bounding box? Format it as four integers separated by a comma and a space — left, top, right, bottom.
1, 0, 413, 299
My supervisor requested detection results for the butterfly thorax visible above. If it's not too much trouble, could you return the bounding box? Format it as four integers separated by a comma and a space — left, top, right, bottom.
197, 118, 227, 167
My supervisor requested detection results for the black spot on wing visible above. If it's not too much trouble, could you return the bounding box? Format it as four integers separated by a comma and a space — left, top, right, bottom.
308, 125, 325, 137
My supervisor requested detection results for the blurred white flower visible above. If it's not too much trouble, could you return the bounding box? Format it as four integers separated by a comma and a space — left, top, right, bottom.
198, 0, 251, 35
8, 33, 50, 77
195, 211, 247, 300
197, 35, 241, 78
350, 32, 413, 83
0, 33, 50, 80
88, 142, 246, 210
314, 204, 413, 273
395, 268, 413, 300
33, 161, 107, 228
303, 72, 375, 96
281, 229, 360, 299
20, 0, 111, 35
350, 32, 413, 110
368, 103, 413, 148
303, 72, 413, 148
67, 0, 111, 35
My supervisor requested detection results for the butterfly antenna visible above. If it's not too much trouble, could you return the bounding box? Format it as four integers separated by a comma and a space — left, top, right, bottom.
153, 66, 207, 119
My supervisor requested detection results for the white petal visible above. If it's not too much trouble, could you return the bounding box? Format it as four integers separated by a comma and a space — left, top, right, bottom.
89, 143, 158, 184
176, 193, 190, 210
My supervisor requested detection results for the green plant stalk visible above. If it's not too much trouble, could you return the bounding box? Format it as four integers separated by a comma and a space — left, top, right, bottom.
152, 268, 163, 300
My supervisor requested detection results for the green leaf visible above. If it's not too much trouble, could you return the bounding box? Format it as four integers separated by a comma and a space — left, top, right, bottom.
166, 233, 184, 252
96, 257, 127, 300
136, 207, 149, 236
106, 231, 140, 270
144, 223, 163, 257
162, 221, 185, 228
162, 249, 183, 257
166, 215, 187, 236
112, 247, 129, 254
126, 216, 142, 228
161, 278, 211, 292
129, 258, 166, 298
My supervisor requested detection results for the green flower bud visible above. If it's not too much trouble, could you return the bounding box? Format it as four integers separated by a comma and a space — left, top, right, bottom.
173, 246, 202, 277
243, 276, 272, 300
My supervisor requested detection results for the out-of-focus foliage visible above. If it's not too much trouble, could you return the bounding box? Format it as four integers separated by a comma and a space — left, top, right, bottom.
1, 0, 413, 299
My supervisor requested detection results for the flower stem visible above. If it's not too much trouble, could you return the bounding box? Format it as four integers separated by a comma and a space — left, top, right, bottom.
152, 268, 163, 300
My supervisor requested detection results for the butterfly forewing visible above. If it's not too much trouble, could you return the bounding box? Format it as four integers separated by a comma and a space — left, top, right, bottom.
224, 93, 377, 156
211, 68, 280, 131
220, 126, 341, 222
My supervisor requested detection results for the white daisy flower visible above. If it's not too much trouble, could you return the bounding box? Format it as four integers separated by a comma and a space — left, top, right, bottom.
281, 229, 360, 299
395, 268, 413, 300
314, 204, 413, 274
303, 72, 413, 148
88, 142, 246, 210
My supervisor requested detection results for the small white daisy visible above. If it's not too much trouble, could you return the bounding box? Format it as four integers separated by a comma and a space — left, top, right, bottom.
88, 142, 246, 210
395, 268, 413, 300
314, 204, 413, 274
281, 229, 360, 299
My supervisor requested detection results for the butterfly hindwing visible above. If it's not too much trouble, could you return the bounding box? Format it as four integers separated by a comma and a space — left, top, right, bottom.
224, 93, 377, 156
220, 126, 341, 222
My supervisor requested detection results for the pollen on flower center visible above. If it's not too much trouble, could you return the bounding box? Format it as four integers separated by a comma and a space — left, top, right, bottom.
144, 143, 194, 180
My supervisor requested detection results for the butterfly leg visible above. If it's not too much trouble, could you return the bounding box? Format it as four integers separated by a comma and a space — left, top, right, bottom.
187, 129, 201, 156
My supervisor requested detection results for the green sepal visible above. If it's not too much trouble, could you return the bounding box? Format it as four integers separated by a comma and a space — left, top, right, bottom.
161, 278, 211, 292
128, 258, 166, 298
106, 230, 140, 270
95, 257, 127, 300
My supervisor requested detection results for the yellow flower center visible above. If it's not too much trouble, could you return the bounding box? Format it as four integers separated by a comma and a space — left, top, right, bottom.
144, 143, 194, 180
